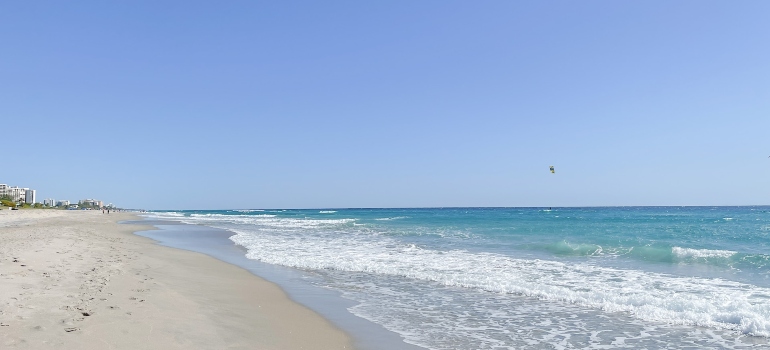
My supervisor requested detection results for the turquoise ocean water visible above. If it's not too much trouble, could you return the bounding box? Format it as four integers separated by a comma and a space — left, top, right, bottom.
147, 207, 770, 349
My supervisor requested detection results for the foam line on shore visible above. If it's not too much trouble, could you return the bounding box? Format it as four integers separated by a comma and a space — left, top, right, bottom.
129, 218, 423, 350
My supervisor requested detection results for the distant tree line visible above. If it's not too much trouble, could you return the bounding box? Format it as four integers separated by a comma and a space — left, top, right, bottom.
1, 195, 56, 209
0, 195, 16, 207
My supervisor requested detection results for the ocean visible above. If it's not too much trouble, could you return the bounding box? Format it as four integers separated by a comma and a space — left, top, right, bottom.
144, 207, 770, 349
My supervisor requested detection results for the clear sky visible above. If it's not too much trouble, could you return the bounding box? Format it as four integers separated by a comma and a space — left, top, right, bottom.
2, 1, 768, 210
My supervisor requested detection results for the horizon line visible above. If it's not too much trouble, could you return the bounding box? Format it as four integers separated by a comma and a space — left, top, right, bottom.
139, 204, 770, 211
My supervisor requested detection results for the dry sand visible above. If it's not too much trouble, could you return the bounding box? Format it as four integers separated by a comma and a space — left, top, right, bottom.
0, 210, 354, 349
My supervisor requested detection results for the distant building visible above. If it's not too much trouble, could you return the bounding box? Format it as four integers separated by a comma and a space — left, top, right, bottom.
0, 185, 10, 202
44, 198, 56, 207
0, 184, 40, 204
57, 200, 70, 207
0, 185, 8, 205
79, 199, 104, 208
8, 187, 28, 202
25, 189, 36, 204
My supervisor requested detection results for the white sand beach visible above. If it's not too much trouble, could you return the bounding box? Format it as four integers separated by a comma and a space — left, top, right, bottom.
0, 210, 353, 349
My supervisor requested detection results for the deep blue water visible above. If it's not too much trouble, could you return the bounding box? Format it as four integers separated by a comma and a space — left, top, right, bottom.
147, 207, 770, 349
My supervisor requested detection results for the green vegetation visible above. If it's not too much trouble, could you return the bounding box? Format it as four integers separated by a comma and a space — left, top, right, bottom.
0, 195, 59, 209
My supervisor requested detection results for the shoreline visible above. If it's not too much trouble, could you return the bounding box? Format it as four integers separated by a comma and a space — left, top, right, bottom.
0, 210, 353, 349
127, 218, 424, 350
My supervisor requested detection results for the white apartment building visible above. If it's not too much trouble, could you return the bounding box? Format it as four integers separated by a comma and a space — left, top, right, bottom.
1, 184, 37, 203
1, 185, 10, 199
25, 189, 36, 204
44, 198, 56, 207
8, 187, 28, 202
57, 200, 70, 207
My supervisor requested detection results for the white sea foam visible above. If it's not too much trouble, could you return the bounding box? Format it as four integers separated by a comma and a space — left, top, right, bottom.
190, 213, 277, 218
319, 210, 337, 214
147, 211, 186, 217
672, 247, 736, 259
374, 216, 409, 221
227, 228, 770, 338
152, 212, 356, 231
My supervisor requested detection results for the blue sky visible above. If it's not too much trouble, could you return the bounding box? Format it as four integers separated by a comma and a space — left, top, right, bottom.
2, 1, 768, 209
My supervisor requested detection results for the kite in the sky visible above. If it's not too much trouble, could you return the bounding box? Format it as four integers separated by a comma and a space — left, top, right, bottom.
549, 166, 555, 174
